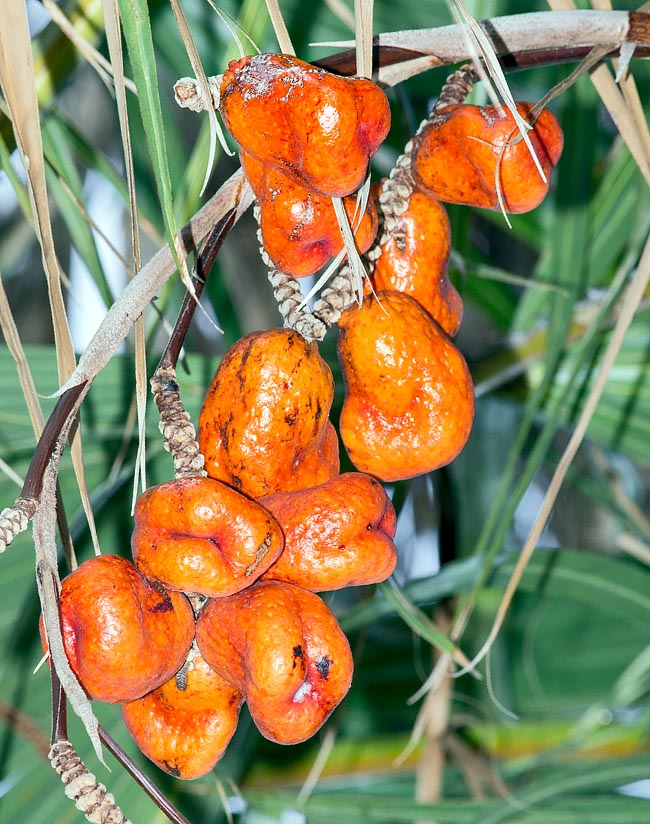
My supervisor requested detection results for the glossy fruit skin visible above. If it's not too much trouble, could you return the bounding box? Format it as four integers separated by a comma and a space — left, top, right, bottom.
220, 53, 390, 198
198, 328, 337, 498
290, 419, 340, 491
338, 291, 475, 482
196, 580, 353, 744
242, 151, 378, 277
412, 103, 563, 213
122, 651, 243, 780
131, 477, 284, 597
260, 472, 397, 591
54, 555, 194, 703
368, 189, 462, 337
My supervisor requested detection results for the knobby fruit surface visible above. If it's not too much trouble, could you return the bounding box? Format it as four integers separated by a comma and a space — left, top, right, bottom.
198, 328, 337, 497
52, 555, 194, 703
242, 151, 378, 277
338, 291, 475, 481
369, 188, 462, 336
412, 102, 563, 213
260, 472, 397, 591
196, 580, 353, 744
132, 476, 284, 597
122, 651, 243, 779
220, 53, 390, 197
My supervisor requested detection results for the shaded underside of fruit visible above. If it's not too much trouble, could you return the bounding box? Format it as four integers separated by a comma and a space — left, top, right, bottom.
196, 580, 353, 744
131, 476, 284, 597
53, 555, 194, 703
370, 188, 462, 337
242, 151, 378, 277
338, 291, 475, 482
122, 651, 243, 779
198, 328, 337, 497
260, 472, 397, 591
412, 102, 563, 213
220, 53, 390, 197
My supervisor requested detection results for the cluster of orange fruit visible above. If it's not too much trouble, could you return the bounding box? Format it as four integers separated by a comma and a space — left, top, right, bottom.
44, 54, 563, 782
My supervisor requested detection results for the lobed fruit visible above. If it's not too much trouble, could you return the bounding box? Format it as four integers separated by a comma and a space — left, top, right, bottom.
242, 151, 378, 278
51, 555, 194, 703
412, 102, 563, 213
368, 188, 462, 336
196, 580, 353, 744
220, 53, 390, 198
198, 328, 337, 498
338, 291, 475, 481
131, 476, 284, 597
122, 651, 243, 780
260, 472, 397, 591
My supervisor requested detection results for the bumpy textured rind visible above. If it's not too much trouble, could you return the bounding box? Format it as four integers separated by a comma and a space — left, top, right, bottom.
198, 328, 337, 497
196, 580, 353, 744
260, 472, 397, 591
132, 476, 284, 597
412, 103, 563, 213
338, 291, 475, 482
122, 652, 243, 779
220, 53, 390, 198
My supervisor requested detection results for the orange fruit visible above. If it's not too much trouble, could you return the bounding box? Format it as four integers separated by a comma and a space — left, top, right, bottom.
132, 476, 284, 597
369, 188, 462, 336
198, 328, 337, 497
51, 555, 194, 703
220, 53, 390, 197
260, 472, 397, 591
122, 651, 243, 779
412, 102, 563, 213
338, 291, 475, 481
196, 580, 353, 744
241, 151, 378, 278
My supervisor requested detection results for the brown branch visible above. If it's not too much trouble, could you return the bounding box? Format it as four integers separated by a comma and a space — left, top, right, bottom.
315, 10, 650, 84
151, 210, 236, 478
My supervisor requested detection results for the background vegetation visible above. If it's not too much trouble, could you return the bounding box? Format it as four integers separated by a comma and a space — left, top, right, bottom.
1, 0, 649, 822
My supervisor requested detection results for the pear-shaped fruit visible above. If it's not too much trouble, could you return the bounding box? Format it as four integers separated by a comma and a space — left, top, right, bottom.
196, 580, 353, 745
338, 291, 474, 481
198, 328, 337, 497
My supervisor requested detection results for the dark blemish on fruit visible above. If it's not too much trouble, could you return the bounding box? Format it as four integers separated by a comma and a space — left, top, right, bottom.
315, 655, 332, 679
285, 411, 298, 425
292, 645, 304, 669
162, 760, 181, 777
366, 523, 373, 530
149, 580, 174, 613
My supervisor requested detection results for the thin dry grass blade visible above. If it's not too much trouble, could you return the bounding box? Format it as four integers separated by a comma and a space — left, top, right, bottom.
102, 0, 148, 508
354, 0, 373, 79
264, 0, 295, 54
547, 1, 650, 184
0, 270, 46, 436
0, 0, 99, 559
324, 0, 355, 31
170, 0, 227, 192
457, 230, 650, 676
448, 0, 547, 184
41, 0, 136, 94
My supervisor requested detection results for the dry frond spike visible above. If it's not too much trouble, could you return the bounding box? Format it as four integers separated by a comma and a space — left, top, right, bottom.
50, 739, 133, 824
